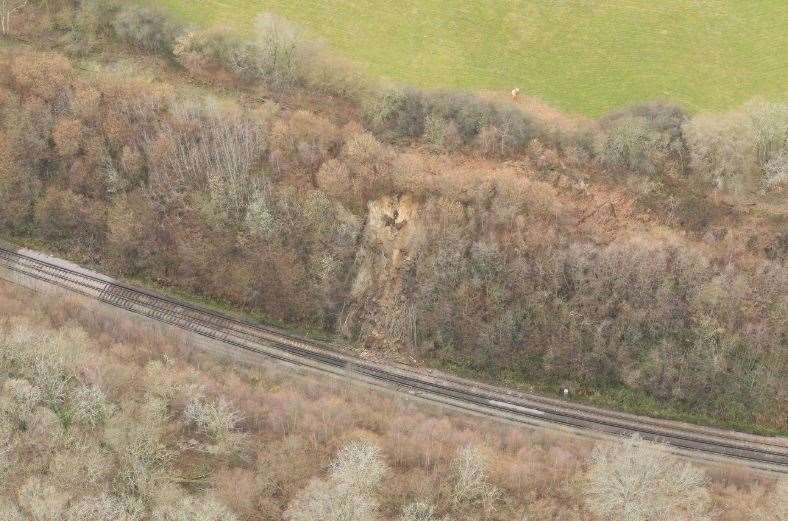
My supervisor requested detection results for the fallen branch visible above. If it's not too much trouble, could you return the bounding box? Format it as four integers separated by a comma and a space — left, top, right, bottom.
576, 199, 620, 226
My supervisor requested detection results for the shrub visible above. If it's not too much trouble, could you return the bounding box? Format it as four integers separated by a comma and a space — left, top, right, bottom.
71, 83, 103, 122
106, 192, 161, 276
314, 132, 397, 211
70, 385, 114, 427
2, 96, 56, 178
0, 166, 41, 232
424, 115, 462, 153
684, 110, 758, 193
364, 88, 425, 140
400, 502, 450, 521
744, 99, 788, 170
63, 494, 144, 521
425, 90, 540, 156
596, 115, 658, 172
0, 499, 24, 521
76, 0, 121, 39
16, 476, 70, 521
171, 13, 365, 99
112, 435, 173, 499
9, 52, 72, 101
0, 378, 42, 427
681, 100, 787, 194
593, 103, 688, 179
761, 149, 787, 191
48, 442, 113, 489
25, 343, 74, 408
315, 158, 353, 202
0, 430, 10, 483
300, 43, 371, 101
151, 494, 238, 521
424, 90, 495, 142
52, 118, 83, 158
268, 110, 342, 177
248, 12, 311, 90
184, 396, 245, 448
365, 88, 542, 155
584, 435, 712, 521
242, 189, 279, 238
753, 478, 788, 521
451, 445, 500, 510
285, 441, 387, 521
744, 99, 788, 192
173, 28, 246, 83
597, 102, 689, 176
328, 441, 388, 492
110, 5, 184, 56
34, 187, 106, 248
285, 476, 383, 521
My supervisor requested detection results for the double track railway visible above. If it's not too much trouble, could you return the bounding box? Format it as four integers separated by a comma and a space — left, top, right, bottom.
1, 245, 785, 472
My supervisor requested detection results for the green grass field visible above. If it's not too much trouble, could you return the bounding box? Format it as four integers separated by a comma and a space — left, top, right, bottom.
142, 0, 787, 115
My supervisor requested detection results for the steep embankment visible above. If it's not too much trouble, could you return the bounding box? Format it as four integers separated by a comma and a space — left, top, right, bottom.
0, 2, 785, 433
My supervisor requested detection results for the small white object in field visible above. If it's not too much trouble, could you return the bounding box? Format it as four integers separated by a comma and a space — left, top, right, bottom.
563, 388, 569, 397
511, 87, 520, 101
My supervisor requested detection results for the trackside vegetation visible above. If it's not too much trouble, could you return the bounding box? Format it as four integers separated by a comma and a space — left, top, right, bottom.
0, 1, 786, 435
0, 283, 784, 520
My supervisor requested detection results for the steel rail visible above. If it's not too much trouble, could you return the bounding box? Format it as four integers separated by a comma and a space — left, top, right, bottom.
0, 245, 785, 472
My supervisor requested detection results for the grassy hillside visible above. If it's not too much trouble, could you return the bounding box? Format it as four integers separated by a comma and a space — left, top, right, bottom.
141, 0, 788, 115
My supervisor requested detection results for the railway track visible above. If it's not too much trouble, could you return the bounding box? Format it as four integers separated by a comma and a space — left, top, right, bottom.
1, 245, 786, 473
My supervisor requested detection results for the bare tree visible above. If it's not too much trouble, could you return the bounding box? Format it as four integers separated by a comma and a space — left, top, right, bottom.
184, 396, 246, 455
328, 440, 388, 492
113, 435, 174, 500
0, 324, 83, 408
145, 102, 263, 223
400, 501, 453, 521
285, 441, 388, 521
48, 441, 113, 490
64, 494, 144, 521
452, 445, 500, 508
0, 498, 24, 521
752, 478, 787, 521
684, 110, 758, 193
0, 1, 27, 36
252, 12, 309, 89
0, 378, 41, 427
17, 475, 70, 521
584, 435, 713, 521
70, 385, 115, 427
152, 494, 238, 521
285, 478, 381, 521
